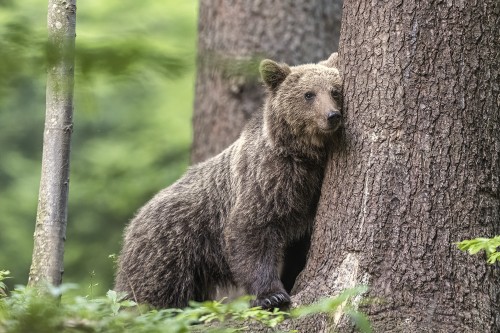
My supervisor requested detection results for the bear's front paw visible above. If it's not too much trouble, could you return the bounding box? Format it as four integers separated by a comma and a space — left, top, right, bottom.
253, 291, 291, 310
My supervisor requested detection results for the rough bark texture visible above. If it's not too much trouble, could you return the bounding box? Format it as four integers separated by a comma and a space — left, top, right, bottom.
290, 0, 500, 332
28, 0, 77, 287
191, 0, 342, 163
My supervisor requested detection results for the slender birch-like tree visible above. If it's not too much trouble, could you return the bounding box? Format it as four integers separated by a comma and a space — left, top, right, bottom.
28, 0, 77, 287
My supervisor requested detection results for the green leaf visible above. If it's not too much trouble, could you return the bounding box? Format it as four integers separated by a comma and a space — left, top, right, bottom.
291, 286, 368, 317
119, 299, 137, 307
456, 236, 500, 264
106, 289, 117, 303
346, 309, 372, 333
487, 252, 500, 264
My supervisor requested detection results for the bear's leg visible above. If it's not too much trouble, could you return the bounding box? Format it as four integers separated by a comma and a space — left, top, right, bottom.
192, 267, 219, 303
116, 242, 202, 309
225, 223, 290, 309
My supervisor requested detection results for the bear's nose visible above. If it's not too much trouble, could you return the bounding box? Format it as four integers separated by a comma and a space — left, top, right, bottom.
327, 111, 342, 123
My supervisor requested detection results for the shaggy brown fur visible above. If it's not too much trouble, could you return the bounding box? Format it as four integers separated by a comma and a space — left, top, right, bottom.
115, 53, 343, 309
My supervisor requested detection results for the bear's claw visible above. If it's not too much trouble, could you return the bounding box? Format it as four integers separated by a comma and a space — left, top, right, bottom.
254, 291, 291, 310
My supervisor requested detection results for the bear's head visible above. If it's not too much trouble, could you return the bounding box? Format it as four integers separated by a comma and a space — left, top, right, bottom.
259, 53, 343, 154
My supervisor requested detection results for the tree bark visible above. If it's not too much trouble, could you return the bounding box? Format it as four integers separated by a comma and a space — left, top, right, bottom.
28, 0, 77, 287
191, 0, 343, 163
291, 0, 500, 332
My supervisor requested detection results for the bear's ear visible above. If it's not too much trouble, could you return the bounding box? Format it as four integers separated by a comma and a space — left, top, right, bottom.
259, 59, 291, 90
319, 52, 339, 68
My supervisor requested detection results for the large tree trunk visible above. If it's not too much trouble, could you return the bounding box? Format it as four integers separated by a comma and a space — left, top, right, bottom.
191, 0, 342, 163
292, 0, 500, 332
28, 0, 77, 287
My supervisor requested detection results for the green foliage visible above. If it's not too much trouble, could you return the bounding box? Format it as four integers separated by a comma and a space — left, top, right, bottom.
0, 271, 370, 333
0, 0, 197, 294
0, 271, 9, 297
456, 236, 500, 264
0, 0, 191, 87
76, 38, 188, 79
291, 286, 371, 332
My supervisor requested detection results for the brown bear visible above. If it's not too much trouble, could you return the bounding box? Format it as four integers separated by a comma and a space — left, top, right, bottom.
115, 53, 343, 309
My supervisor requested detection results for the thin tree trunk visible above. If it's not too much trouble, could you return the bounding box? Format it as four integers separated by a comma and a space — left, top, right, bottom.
291, 0, 500, 332
28, 0, 77, 287
191, 0, 342, 163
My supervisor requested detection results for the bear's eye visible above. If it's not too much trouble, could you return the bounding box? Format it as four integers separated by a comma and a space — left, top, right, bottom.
331, 89, 341, 100
304, 92, 316, 100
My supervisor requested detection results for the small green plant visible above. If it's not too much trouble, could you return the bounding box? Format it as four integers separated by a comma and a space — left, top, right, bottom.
0, 269, 370, 333
456, 235, 500, 264
88, 270, 99, 299
0, 270, 10, 297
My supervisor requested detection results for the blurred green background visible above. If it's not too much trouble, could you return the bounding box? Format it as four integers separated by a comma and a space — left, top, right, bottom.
0, 0, 198, 296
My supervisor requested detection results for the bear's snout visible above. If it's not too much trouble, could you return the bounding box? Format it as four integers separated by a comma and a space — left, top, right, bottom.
327, 111, 342, 129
